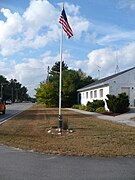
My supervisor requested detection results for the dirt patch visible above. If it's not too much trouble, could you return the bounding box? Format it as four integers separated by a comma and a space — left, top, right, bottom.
100, 112, 122, 116
0, 104, 135, 157
131, 117, 135, 122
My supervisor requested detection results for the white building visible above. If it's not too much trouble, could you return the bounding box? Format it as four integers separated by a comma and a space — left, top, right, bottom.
77, 67, 135, 109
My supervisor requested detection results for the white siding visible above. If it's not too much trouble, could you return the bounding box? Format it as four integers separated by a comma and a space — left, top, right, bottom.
107, 68, 135, 106
80, 86, 109, 109
79, 68, 135, 109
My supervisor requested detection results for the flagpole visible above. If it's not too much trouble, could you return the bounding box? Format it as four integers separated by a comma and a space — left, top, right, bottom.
58, 18, 63, 133
58, 3, 73, 134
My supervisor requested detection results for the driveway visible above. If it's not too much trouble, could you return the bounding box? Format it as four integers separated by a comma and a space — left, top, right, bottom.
67, 107, 135, 127
0, 145, 135, 180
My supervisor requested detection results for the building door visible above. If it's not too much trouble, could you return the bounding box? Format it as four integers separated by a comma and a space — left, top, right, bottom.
121, 87, 130, 98
77, 93, 81, 104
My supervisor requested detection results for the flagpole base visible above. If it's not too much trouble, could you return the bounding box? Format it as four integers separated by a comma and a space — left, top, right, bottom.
58, 115, 62, 133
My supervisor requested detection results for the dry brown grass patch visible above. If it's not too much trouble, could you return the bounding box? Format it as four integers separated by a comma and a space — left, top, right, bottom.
0, 104, 135, 157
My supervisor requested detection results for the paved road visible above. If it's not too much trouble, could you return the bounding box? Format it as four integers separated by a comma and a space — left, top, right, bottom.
0, 145, 135, 180
0, 103, 33, 124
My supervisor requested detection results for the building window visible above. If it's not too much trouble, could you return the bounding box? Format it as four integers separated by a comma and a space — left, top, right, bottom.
94, 90, 97, 98
86, 92, 88, 99
83, 93, 85, 98
100, 89, 103, 98
90, 91, 93, 98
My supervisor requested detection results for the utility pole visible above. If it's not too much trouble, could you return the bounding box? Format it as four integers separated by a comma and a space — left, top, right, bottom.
0, 84, 3, 99
15, 88, 18, 102
11, 87, 14, 102
0, 83, 9, 99
47, 66, 50, 83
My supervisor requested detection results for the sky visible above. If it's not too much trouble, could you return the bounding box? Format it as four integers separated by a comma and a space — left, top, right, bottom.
0, 0, 135, 97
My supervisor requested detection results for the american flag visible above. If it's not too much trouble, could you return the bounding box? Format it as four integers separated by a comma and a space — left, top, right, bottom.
59, 8, 73, 39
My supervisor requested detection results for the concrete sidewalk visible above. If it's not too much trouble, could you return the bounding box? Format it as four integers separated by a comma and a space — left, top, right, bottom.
66, 107, 135, 127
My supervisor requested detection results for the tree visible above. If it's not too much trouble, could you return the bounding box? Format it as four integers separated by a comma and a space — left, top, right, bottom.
49, 61, 68, 83
35, 82, 58, 107
19, 86, 29, 102
35, 61, 95, 107
77, 69, 95, 89
62, 70, 80, 107
49, 61, 68, 75
0, 76, 29, 102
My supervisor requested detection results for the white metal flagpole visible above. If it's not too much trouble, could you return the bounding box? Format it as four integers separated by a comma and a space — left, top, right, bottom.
58, 3, 73, 133
58, 17, 63, 133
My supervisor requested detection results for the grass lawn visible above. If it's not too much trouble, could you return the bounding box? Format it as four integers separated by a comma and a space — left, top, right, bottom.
0, 104, 135, 157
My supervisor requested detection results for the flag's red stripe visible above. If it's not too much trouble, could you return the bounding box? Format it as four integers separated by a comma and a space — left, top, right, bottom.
59, 21, 73, 38
59, 15, 73, 39
61, 22, 73, 36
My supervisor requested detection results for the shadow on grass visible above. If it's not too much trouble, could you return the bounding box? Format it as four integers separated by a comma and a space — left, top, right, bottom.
15, 109, 93, 121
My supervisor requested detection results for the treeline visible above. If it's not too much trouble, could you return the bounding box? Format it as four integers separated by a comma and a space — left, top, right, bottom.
0, 75, 29, 102
35, 61, 95, 107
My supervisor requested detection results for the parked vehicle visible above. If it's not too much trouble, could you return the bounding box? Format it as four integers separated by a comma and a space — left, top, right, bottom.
0, 99, 6, 114
5, 99, 12, 105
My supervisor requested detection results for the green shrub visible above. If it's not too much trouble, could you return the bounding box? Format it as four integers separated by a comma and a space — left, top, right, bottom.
72, 104, 80, 109
86, 101, 92, 111
86, 106, 95, 112
72, 104, 86, 110
79, 105, 86, 110
86, 100, 105, 112
106, 93, 129, 113
95, 107, 106, 113
92, 100, 105, 109
106, 94, 116, 112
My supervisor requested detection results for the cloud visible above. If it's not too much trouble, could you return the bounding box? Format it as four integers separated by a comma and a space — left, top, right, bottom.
0, 0, 90, 56
52, 48, 116, 78
0, 8, 22, 41
71, 16, 90, 40
85, 21, 135, 46
0, 59, 8, 75
118, 0, 135, 10
1, 42, 135, 96
0, 0, 135, 97
85, 48, 116, 78
97, 30, 135, 45
58, 2, 80, 15
3, 50, 62, 96
23, 0, 58, 39
120, 42, 135, 65
58, 2, 90, 40
0, 0, 91, 96
66, 43, 135, 79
